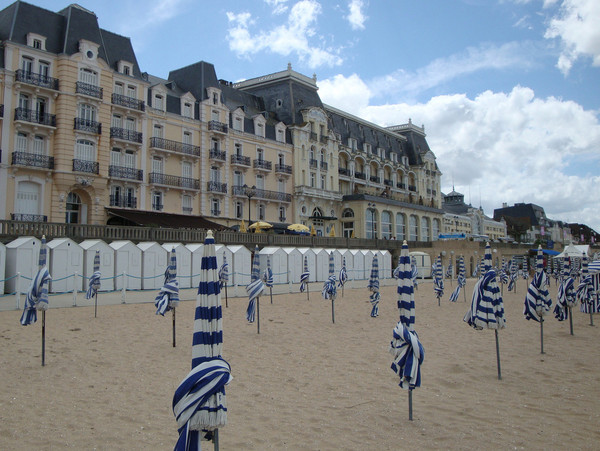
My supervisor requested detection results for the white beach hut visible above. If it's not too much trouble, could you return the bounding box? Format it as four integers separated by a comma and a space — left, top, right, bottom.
297, 247, 317, 282
47, 238, 83, 293
361, 250, 375, 280
80, 240, 115, 291
162, 243, 192, 289
281, 247, 303, 283
5, 237, 41, 294
227, 245, 252, 286
109, 240, 142, 290
137, 242, 167, 290
349, 249, 365, 280
185, 243, 204, 288
259, 247, 288, 285
0, 242, 5, 295
312, 248, 330, 282
376, 249, 392, 279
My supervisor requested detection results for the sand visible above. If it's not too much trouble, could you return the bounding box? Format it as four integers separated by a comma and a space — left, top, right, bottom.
1, 277, 599, 450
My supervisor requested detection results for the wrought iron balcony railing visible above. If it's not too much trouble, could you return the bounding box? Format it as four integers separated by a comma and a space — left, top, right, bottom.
152, 203, 163, 211
109, 195, 137, 209
15, 69, 59, 90
76, 81, 103, 99
370, 176, 380, 183
275, 164, 292, 174
309, 132, 318, 141
253, 159, 272, 171
211, 209, 221, 216
108, 165, 143, 181
111, 127, 143, 144
320, 135, 328, 144
73, 159, 99, 174
208, 120, 228, 133
74, 117, 102, 134
149, 172, 200, 190
338, 167, 350, 176
231, 154, 251, 166
320, 161, 328, 171
231, 185, 291, 202
207, 181, 227, 193
384, 179, 393, 186
12, 151, 54, 169
182, 206, 193, 213
209, 149, 227, 161
149, 137, 200, 157
354, 171, 366, 180
10, 213, 47, 222
14, 107, 56, 127
408, 185, 417, 192
397, 182, 406, 189
309, 158, 318, 169
111, 93, 145, 111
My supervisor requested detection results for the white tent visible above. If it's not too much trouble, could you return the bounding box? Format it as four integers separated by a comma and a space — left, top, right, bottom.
5, 237, 40, 294
227, 245, 252, 286
137, 242, 167, 290
297, 247, 317, 282
185, 243, 204, 288
0, 242, 5, 295
47, 238, 83, 293
349, 249, 365, 280
281, 247, 303, 283
259, 247, 288, 285
361, 250, 376, 281
215, 244, 233, 285
162, 243, 192, 289
80, 239, 115, 292
555, 244, 585, 259
575, 245, 590, 256
110, 240, 141, 290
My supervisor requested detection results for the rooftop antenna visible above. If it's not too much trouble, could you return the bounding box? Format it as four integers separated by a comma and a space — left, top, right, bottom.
479, 185, 482, 209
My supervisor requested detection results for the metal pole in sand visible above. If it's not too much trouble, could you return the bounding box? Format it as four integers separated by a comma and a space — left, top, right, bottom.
495, 329, 502, 380
172, 308, 176, 347
256, 298, 260, 334
41, 310, 46, 366
540, 318, 545, 354
569, 306, 574, 335
408, 389, 413, 421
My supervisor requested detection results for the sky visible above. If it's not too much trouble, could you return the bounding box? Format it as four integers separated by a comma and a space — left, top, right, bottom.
8, 0, 600, 233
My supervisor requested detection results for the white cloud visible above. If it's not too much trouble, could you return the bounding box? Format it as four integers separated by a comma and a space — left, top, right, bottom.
346, 0, 367, 30
544, 0, 600, 74
264, 0, 289, 15
319, 75, 600, 231
226, 0, 343, 68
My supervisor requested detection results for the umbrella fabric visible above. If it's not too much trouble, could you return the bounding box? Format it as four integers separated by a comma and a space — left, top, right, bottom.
410, 257, 419, 288
392, 255, 401, 279
21, 237, 51, 326
508, 259, 518, 292
389, 322, 424, 389
249, 221, 273, 230
449, 256, 466, 303
300, 256, 310, 292
287, 223, 309, 233
499, 258, 509, 285
338, 257, 348, 288
554, 257, 577, 321
173, 231, 232, 448
524, 246, 552, 322
397, 241, 415, 330
578, 255, 597, 313
522, 259, 529, 280
445, 261, 453, 279
155, 248, 179, 316
322, 252, 337, 300
218, 255, 229, 289
85, 251, 101, 300
464, 244, 506, 330
433, 256, 444, 302
246, 246, 264, 322
263, 257, 274, 288
368, 255, 380, 317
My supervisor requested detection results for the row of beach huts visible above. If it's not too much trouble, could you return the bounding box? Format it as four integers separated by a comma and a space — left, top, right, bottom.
0, 236, 393, 295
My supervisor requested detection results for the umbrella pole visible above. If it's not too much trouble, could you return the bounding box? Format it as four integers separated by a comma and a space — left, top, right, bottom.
569, 307, 573, 335
331, 299, 335, 324
257, 298, 260, 334
408, 389, 413, 421
342, 285, 344, 298
437, 295, 440, 307
270, 286, 273, 304
213, 428, 220, 451
590, 304, 594, 326
225, 284, 228, 308
41, 310, 46, 367
94, 291, 98, 318
540, 318, 545, 354
495, 329, 502, 380
307, 284, 310, 301
172, 308, 176, 347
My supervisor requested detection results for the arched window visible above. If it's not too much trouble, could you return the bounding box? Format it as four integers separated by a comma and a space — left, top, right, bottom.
366, 207, 377, 239
396, 213, 406, 240
432, 218, 441, 240
65, 192, 81, 224
409, 215, 418, 241
342, 208, 354, 238
421, 217, 430, 242
381, 211, 392, 239
312, 207, 323, 227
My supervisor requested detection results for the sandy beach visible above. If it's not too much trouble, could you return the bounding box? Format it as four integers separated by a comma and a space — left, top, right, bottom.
1, 277, 599, 450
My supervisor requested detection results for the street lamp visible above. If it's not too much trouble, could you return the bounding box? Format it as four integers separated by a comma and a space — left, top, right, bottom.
367, 202, 376, 239
243, 184, 256, 229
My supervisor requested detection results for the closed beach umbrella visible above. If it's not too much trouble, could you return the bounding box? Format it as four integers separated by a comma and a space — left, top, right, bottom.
411, 256, 419, 291
397, 241, 415, 331
21, 235, 51, 366
524, 245, 553, 354
246, 246, 265, 333
499, 258, 508, 295
449, 256, 466, 302
173, 230, 232, 450
338, 257, 348, 297
554, 256, 577, 335
218, 255, 229, 308
508, 258, 518, 293
263, 256, 274, 304
463, 242, 506, 379
577, 255, 596, 325
368, 255, 380, 317
300, 256, 310, 300
155, 248, 180, 347
522, 258, 529, 280
322, 252, 337, 323
86, 250, 101, 318
434, 255, 444, 306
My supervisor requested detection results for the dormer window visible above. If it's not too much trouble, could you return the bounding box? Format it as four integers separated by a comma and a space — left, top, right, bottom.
183, 102, 192, 118
253, 115, 266, 138
27, 33, 46, 51
154, 94, 164, 111
117, 60, 133, 76
256, 123, 264, 137
213, 93, 218, 105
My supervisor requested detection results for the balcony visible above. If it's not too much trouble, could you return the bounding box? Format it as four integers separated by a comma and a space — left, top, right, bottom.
354, 171, 366, 180
208, 120, 228, 133
111, 93, 145, 111
74, 117, 102, 134
384, 179, 393, 187
108, 165, 143, 181
338, 167, 350, 177
149, 137, 200, 157
370, 175, 381, 183
211, 209, 221, 216
408, 185, 417, 192
209, 149, 227, 162
12, 151, 54, 169
10, 213, 47, 222
207, 181, 227, 194
320, 135, 328, 144
231, 154, 251, 167
310, 132, 318, 141
320, 161, 328, 171
397, 182, 406, 189
275, 163, 292, 175
182, 207, 193, 214
111, 127, 143, 144
231, 185, 291, 202
73, 159, 99, 174
14, 107, 56, 127
109, 195, 137, 209
76, 81, 103, 99
149, 172, 200, 190
309, 158, 318, 169
152, 203, 163, 212
253, 159, 272, 171
15, 69, 59, 91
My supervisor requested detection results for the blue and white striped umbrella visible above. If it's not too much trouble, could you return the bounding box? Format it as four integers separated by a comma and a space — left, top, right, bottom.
155, 248, 180, 316
524, 246, 552, 322
85, 250, 101, 300
218, 255, 229, 289
300, 256, 310, 293
368, 255, 380, 317
449, 256, 466, 303
578, 255, 598, 314
397, 241, 415, 330
410, 257, 419, 289
507, 258, 518, 292
390, 322, 424, 390
554, 257, 577, 322
433, 256, 444, 304
338, 257, 348, 288
499, 258, 509, 286
464, 243, 505, 330
246, 246, 264, 322
322, 252, 337, 300
479, 257, 486, 279
522, 258, 529, 280
263, 257, 274, 288
20, 236, 51, 326
445, 261, 453, 279
173, 230, 232, 449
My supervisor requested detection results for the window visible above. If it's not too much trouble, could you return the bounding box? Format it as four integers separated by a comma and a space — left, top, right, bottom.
212, 110, 220, 121
234, 171, 243, 187
75, 139, 95, 161
211, 198, 220, 216
21, 57, 33, 74
235, 201, 243, 219
278, 179, 286, 193
256, 174, 264, 190
19, 93, 30, 110
38, 61, 49, 79
124, 150, 135, 168
16, 132, 28, 153
111, 148, 121, 167
79, 68, 98, 86
152, 156, 163, 174
79, 103, 96, 122
256, 122, 264, 137
152, 192, 163, 211
112, 114, 122, 128
432, 219, 441, 240
65, 192, 81, 224
234, 116, 243, 131
256, 148, 264, 161
213, 93, 218, 105
127, 85, 136, 98
409, 215, 418, 241
258, 204, 265, 221
125, 117, 135, 131
33, 136, 45, 155
278, 153, 285, 165
182, 195, 192, 214
310, 173, 315, 188
183, 102, 192, 118
182, 161, 192, 180
114, 82, 124, 95
396, 213, 406, 240
16, 181, 40, 216
312, 208, 324, 227
210, 166, 220, 183
33, 39, 42, 49
381, 211, 392, 239
153, 124, 163, 138
183, 131, 192, 145
235, 143, 242, 156
277, 128, 285, 143
154, 94, 164, 110
320, 175, 326, 190
366, 208, 377, 239
279, 206, 286, 221
342, 208, 355, 238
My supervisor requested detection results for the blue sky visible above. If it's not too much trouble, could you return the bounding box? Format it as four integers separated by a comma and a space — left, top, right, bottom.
8, 0, 600, 234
